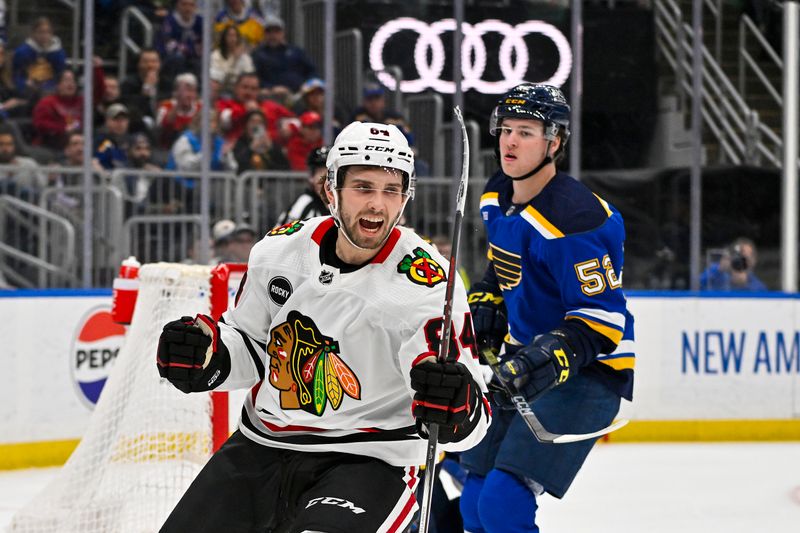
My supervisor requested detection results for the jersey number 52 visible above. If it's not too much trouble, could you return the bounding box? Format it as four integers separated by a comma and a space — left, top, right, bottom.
574, 255, 622, 296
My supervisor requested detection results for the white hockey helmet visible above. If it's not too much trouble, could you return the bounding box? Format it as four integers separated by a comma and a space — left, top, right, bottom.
326, 121, 416, 199
325, 121, 416, 250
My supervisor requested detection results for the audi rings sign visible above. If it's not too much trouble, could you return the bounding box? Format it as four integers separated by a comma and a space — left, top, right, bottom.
368, 18, 572, 94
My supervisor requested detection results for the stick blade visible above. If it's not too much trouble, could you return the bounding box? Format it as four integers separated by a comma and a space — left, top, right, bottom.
550, 418, 630, 444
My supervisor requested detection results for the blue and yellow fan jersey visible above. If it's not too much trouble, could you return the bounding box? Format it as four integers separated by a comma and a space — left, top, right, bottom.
479, 170, 635, 400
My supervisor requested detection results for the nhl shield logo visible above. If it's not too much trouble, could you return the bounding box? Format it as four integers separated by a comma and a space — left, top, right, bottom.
318, 270, 334, 285
397, 247, 446, 287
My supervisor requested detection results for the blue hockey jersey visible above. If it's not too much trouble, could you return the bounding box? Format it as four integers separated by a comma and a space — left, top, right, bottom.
479, 171, 635, 400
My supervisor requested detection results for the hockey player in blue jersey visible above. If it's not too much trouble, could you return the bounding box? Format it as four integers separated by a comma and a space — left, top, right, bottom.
458, 84, 635, 532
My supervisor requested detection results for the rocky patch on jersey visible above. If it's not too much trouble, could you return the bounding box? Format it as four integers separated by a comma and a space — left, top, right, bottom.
268, 220, 304, 237
267, 310, 361, 416
397, 247, 446, 287
268, 276, 293, 306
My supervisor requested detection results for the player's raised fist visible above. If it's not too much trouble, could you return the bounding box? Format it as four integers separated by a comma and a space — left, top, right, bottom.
410, 357, 481, 444
156, 314, 230, 393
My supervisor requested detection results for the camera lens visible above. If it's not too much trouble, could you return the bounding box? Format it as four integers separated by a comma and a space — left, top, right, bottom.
730, 252, 748, 272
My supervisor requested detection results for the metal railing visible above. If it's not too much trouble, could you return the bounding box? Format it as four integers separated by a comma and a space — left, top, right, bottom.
55, 0, 81, 67
237, 170, 310, 231
335, 29, 363, 113
736, 13, 783, 167
118, 6, 154, 79
703, 0, 723, 62
0, 165, 497, 288
367, 66, 404, 113
301, 0, 326, 75
738, 14, 782, 106
40, 184, 125, 286
109, 169, 240, 222
123, 214, 204, 265
442, 119, 483, 178
0, 195, 76, 288
654, 0, 778, 166
406, 94, 445, 177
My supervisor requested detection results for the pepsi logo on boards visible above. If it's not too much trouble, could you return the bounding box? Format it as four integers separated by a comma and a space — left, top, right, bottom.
70, 307, 127, 409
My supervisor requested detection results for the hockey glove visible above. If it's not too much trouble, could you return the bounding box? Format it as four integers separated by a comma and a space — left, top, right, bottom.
410, 356, 481, 444
467, 283, 507, 364
497, 332, 577, 402
156, 314, 231, 394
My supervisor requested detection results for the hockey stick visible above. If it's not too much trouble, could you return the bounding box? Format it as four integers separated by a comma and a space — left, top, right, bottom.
481, 348, 629, 443
417, 106, 470, 533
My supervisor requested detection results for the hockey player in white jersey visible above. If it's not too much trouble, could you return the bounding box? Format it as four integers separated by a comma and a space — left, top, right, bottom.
156, 121, 491, 532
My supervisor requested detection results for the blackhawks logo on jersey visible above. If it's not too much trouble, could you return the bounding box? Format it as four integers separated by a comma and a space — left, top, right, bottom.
267, 310, 361, 416
397, 247, 446, 288
268, 220, 304, 237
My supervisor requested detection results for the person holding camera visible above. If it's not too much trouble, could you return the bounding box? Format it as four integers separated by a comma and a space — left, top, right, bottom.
700, 237, 767, 291
232, 109, 289, 173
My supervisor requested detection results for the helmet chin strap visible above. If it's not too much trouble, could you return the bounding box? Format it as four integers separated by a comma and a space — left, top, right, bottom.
508, 140, 553, 181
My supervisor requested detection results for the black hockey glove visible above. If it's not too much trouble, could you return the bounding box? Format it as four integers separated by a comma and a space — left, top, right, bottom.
156, 314, 231, 394
497, 332, 577, 402
410, 358, 481, 444
467, 283, 507, 364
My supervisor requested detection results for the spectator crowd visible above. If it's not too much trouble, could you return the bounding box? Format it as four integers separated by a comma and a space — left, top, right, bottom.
0, 0, 419, 281
0, 0, 416, 193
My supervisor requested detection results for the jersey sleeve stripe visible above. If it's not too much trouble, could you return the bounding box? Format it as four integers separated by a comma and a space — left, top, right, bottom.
597, 356, 635, 371
521, 206, 565, 239
566, 308, 626, 330
566, 315, 624, 345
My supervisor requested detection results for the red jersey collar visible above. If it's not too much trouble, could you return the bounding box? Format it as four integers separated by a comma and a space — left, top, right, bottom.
311, 217, 401, 265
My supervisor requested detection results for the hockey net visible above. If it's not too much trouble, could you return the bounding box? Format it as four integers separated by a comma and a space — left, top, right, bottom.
10, 262, 240, 533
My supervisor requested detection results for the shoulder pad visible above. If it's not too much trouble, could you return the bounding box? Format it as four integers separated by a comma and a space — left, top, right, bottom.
529, 174, 612, 237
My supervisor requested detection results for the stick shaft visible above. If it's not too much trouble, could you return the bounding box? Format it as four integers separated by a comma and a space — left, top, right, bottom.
418, 107, 469, 533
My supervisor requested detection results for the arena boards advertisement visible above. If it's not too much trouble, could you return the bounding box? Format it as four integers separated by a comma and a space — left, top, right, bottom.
0, 292, 798, 468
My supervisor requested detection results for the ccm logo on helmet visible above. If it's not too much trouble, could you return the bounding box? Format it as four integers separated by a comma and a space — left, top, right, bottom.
505, 98, 526, 104
364, 145, 395, 152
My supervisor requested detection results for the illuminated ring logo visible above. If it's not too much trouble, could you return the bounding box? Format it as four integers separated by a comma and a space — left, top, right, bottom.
369, 18, 573, 94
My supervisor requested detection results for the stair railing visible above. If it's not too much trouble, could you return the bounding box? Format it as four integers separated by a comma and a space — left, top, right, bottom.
738, 14, 782, 106
118, 6, 153, 79
655, 0, 779, 167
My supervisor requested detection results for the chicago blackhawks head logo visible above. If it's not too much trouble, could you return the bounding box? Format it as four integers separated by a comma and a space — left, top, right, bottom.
267, 310, 361, 415
268, 220, 304, 237
397, 247, 447, 287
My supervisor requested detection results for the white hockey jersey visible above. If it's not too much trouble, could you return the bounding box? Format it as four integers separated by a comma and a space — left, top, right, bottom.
218, 216, 491, 467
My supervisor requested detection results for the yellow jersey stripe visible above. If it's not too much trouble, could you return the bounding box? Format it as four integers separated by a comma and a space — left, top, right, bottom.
598, 356, 635, 371
480, 192, 500, 209
521, 206, 564, 239
593, 193, 613, 217
567, 316, 624, 344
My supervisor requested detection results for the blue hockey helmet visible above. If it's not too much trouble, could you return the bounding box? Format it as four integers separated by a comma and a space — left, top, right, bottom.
489, 84, 571, 151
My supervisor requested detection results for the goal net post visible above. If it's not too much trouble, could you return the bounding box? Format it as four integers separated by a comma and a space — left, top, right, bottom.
10, 262, 245, 533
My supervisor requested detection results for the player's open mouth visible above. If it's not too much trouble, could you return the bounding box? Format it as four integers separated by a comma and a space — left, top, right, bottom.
503, 153, 517, 161
359, 217, 384, 233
